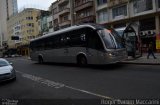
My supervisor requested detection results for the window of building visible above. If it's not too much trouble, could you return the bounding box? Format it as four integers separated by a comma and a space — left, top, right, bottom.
27, 23, 34, 27
30, 17, 33, 20
98, 9, 108, 23
54, 19, 58, 25
27, 29, 34, 34
63, 15, 69, 21
32, 23, 34, 27
49, 21, 53, 28
97, 0, 107, 6
28, 36, 35, 39
133, 0, 153, 14
82, 0, 87, 4
78, 9, 92, 18
112, 5, 127, 19
53, 8, 57, 14
74, 0, 81, 7
59, 4, 68, 12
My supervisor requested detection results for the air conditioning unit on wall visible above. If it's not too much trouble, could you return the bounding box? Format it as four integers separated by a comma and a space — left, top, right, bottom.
147, 30, 156, 35
140, 30, 156, 36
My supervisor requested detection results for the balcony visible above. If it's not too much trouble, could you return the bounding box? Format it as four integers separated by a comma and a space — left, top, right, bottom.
74, 1, 93, 12
75, 15, 95, 24
58, 0, 69, 5
108, 0, 128, 7
58, 8, 70, 16
59, 20, 71, 27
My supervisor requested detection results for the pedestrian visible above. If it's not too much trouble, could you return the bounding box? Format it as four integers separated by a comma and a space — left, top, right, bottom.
147, 43, 156, 59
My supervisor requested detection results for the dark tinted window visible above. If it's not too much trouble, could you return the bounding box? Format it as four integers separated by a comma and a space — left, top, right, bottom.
86, 28, 104, 50
69, 28, 87, 47
30, 28, 88, 50
44, 35, 61, 49
60, 34, 69, 47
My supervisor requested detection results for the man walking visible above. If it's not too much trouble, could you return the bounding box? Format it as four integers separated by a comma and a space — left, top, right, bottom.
147, 43, 156, 59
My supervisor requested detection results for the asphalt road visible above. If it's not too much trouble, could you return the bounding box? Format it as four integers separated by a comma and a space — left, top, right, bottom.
0, 57, 160, 104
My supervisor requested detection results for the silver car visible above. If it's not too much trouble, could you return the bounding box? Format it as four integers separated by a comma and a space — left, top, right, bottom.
0, 58, 16, 82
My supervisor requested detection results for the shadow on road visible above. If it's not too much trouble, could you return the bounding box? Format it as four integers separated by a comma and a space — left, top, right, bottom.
0, 79, 16, 86
34, 62, 126, 71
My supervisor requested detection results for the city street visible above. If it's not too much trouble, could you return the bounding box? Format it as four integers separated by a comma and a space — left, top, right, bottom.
0, 57, 160, 104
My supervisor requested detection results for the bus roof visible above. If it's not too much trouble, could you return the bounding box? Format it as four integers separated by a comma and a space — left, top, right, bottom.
31, 24, 104, 42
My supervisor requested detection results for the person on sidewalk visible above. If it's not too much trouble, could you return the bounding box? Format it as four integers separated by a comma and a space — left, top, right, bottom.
147, 43, 156, 59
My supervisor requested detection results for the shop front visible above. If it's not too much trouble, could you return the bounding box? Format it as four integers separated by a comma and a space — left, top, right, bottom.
139, 17, 156, 53
17, 44, 29, 56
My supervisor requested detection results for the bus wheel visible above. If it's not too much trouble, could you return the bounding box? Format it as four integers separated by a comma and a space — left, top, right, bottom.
38, 56, 43, 64
77, 55, 87, 66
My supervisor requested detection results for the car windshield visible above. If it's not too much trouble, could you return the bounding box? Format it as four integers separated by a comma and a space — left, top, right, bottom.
98, 29, 124, 49
0, 60, 9, 67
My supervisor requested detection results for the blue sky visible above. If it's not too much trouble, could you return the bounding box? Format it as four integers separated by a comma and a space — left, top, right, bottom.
17, 0, 56, 10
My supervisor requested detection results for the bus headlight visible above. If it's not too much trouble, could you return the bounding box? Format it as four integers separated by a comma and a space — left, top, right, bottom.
108, 52, 116, 57
109, 53, 112, 56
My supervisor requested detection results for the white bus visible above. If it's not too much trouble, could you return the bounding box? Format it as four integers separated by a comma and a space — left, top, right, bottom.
30, 24, 127, 65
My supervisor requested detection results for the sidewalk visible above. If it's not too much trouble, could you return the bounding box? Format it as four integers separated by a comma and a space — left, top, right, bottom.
120, 53, 160, 65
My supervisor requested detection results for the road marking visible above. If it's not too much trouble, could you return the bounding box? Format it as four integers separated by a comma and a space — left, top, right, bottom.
65, 85, 112, 99
16, 70, 112, 99
16, 70, 136, 105
17, 71, 64, 89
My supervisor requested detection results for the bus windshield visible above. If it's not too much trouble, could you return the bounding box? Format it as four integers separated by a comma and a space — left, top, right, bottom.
98, 29, 124, 49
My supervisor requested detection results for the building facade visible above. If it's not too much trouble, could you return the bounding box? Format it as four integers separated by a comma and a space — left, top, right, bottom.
51, 0, 72, 31
95, 0, 160, 52
50, 0, 96, 31
73, 0, 96, 25
7, 8, 40, 55
47, 15, 54, 33
37, 10, 51, 36
8, 0, 18, 16
0, 0, 18, 48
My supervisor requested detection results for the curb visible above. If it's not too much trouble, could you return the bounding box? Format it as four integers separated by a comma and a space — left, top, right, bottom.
119, 62, 160, 65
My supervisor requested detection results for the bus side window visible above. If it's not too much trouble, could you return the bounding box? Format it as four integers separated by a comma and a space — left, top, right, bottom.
87, 28, 104, 50
40, 41, 45, 50
36, 40, 42, 51
44, 38, 51, 50
52, 35, 60, 48
30, 42, 35, 51
60, 33, 72, 48
70, 29, 87, 47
